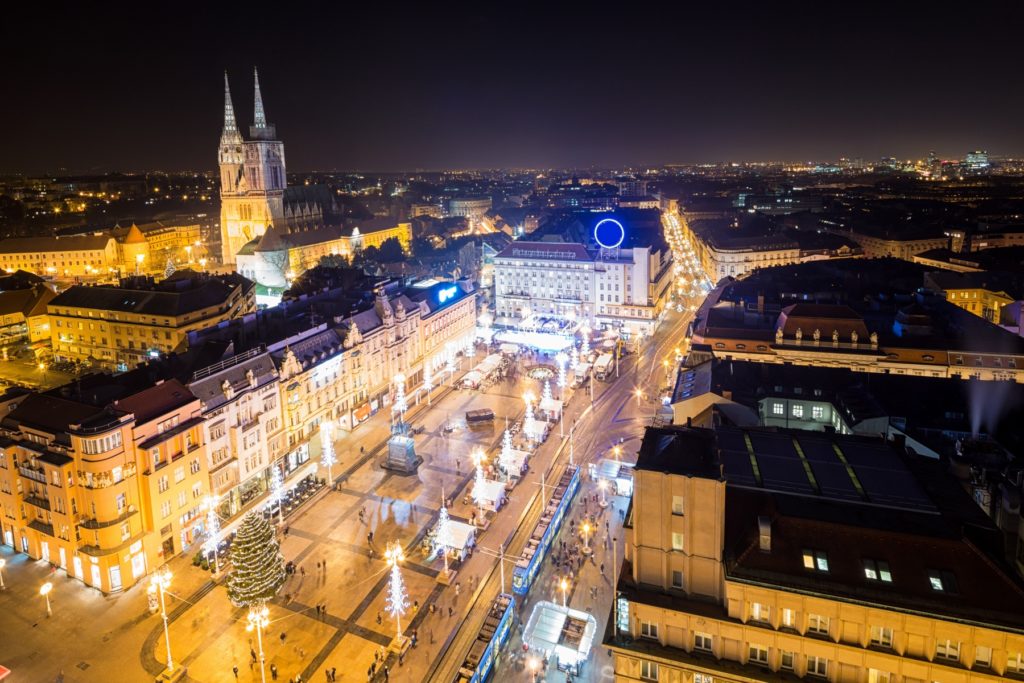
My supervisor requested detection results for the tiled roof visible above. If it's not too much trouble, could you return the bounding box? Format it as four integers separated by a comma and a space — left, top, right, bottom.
113, 379, 195, 425
0, 234, 114, 253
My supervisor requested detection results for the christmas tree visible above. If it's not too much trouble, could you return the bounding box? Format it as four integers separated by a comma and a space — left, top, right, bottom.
542, 380, 553, 403
227, 512, 286, 607
320, 421, 336, 482
435, 503, 454, 573
384, 543, 409, 640
500, 427, 514, 474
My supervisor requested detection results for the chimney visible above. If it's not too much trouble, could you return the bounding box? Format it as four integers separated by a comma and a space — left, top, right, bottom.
686, 416, 692, 428
757, 292, 765, 315
758, 515, 772, 552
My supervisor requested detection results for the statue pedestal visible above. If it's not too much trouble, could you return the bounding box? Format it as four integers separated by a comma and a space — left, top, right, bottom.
383, 434, 421, 474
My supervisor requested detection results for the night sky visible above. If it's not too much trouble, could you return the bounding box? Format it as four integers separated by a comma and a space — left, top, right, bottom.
3, 3, 1023, 173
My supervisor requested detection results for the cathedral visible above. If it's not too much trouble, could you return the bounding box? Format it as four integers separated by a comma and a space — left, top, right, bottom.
218, 70, 411, 290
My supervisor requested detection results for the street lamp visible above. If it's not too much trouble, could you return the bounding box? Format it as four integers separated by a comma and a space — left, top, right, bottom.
40, 581, 53, 616
598, 478, 608, 508
135, 253, 145, 275
635, 388, 643, 406
0, 558, 5, 589
559, 576, 570, 608
581, 521, 592, 555
613, 444, 621, 461
246, 604, 270, 683
149, 569, 175, 673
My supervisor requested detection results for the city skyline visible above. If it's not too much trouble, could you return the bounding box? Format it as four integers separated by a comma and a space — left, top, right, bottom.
3, 3, 1024, 173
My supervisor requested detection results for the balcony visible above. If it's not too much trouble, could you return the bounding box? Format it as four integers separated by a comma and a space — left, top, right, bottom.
24, 494, 51, 511
78, 505, 137, 530
27, 518, 54, 537
18, 465, 47, 484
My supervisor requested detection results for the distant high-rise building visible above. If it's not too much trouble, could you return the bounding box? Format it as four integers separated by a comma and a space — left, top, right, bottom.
965, 149, 990, 170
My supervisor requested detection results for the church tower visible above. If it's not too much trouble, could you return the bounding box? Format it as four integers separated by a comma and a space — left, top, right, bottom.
219, 69, 287, 265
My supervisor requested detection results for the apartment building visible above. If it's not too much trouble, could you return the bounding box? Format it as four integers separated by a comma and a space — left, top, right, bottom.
608, 424, 1024, 683
49, 270, 255, 370
187, 347, 285, 519
0, 379, 207, 593
0, 234, 120, 278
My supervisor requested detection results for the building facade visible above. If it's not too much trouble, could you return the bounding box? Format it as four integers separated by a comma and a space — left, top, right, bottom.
49, 271, 256, 370
0, 234, 120, 279
608, 424, 1024, 683
493, 241, 672, 334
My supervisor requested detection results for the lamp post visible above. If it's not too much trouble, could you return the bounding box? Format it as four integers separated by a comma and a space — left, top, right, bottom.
246, 604, 270, 683
559, 576, 570, 608
203, 495, 221, 575
149, 568, 175, 673
135, 253, 145, 275
0, 558, 5, 589
40, 581, 53, 616
613, 444, 621, 462
581, 521, 592, 555
635, 388, 643, 407
598, 478, 608, 508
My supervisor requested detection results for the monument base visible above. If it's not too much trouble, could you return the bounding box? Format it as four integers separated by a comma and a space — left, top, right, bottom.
382, 434, 421, 474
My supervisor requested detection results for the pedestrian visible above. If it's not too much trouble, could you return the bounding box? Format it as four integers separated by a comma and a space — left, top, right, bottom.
377, 611, 383, 625
251, 648, 258, 664
600, 562, 605, 576
232, 665, 239, 679
448, 606, 453, 617
316, 561, 321, 571
271, 663, 279, 680
300, 565, 305, 577
280, 632, 287, 643
455, 581, 461, 597
331, 667, 337, 681
384, 665, 390, 681
284, 526, 290, 537
323, 560, 327, 572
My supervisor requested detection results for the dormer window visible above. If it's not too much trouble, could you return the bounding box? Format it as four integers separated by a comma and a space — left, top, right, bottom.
928, 569, 957, 593
802, 549, 829, 572
863, 559, 892, 582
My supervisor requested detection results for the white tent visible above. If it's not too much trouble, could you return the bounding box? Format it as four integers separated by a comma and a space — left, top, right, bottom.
474, 479, 507, 512
447, 520, 476, 560
522, 601, 598, 675
539, 397, 562, 418
461, 370, 483, 388
523, 417, 549, 442
501, 448, 531, 479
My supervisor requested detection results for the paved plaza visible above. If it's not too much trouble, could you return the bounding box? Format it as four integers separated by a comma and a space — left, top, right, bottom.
0, 303, 694, 683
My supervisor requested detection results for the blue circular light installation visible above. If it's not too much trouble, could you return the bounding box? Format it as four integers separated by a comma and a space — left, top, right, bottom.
594, 218, 625, 250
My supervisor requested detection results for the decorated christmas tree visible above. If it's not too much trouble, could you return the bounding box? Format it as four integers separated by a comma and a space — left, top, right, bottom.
435, 502, 454, 573
384, 543, 409, 640
320, 421, 336, 482
542, 380, 553, 403
570, 346, 579, 370
268, 465, 285, 524
500, 427, 514, 474
164, 258, 176, 279
226, 512, 286, 607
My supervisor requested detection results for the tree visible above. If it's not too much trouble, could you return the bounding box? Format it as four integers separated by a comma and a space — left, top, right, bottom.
226, 512, 286, 607
378, 237, 405, 263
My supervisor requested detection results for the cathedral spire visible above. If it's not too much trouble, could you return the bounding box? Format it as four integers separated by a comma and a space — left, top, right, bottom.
223, 71, 238, 134
253, 67, 267, 129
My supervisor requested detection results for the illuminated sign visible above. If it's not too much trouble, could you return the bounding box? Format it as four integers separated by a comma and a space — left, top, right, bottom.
438, 286, 458, 303
594, 218, 625, 250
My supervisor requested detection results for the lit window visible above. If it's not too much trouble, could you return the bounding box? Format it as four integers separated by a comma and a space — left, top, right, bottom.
802, 549, 829, 572
750, 602, 770, 623
772, 402, 784, 416
807, 614, 830, 636
867, 669, 890, 683
811, 405, 824, 419
863, 559, 893, 582
693, 675, 713, 683
975, 645, 992, 668
748, 645, 768, 666
792, 404, 804, 418
1007, 651, 1023, 673
671, 532, 684, 551
671, 495, 684, 515
928, 569, 957, 592
781, 608, 795, 628
935, 639, 960, 662
870, 625, 893, 648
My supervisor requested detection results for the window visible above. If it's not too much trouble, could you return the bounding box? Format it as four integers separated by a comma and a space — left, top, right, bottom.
189, 458, 200, 475
781, 608, 795, 628
177, 491, 187, 509
792, 404, 804, 418
158, 476, 169, 493
867, 669, 890, 683
671, 570, 683, 589
1006, 651, 1023, 673
772, 402, 784, 416
748, 644, 768, 666
802, 549, 829, 572
174, 466, 185, 484
870, 625, 893, 648
120, 522, 131, 541
806, 656, 828, 678
671, 532, 684, 551
694, 632, 713, 652
639, 661, 659, 681
863, 559, 893, 582
811, 405, 824, 419
160, 501, 171, 519
935, 639, 960, 661
693, 675, 713, 683
807, 614, 830, 636
671, 495, 684, 515
640, 620, 658, 640
928, 569, 957, 593
750, 602, 770, 623
974, 645, 991, 668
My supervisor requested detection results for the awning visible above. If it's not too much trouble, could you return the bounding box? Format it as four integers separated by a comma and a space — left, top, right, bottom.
354, 404, 371, 421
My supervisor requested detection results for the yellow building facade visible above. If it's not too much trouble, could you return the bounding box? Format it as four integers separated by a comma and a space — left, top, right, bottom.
609, 425, 1024, 683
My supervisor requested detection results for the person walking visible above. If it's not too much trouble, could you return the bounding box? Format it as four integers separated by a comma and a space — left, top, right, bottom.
232, 665, 239, 679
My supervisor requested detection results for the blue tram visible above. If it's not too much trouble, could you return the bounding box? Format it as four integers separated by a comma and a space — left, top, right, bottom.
511, 464, 581, 596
